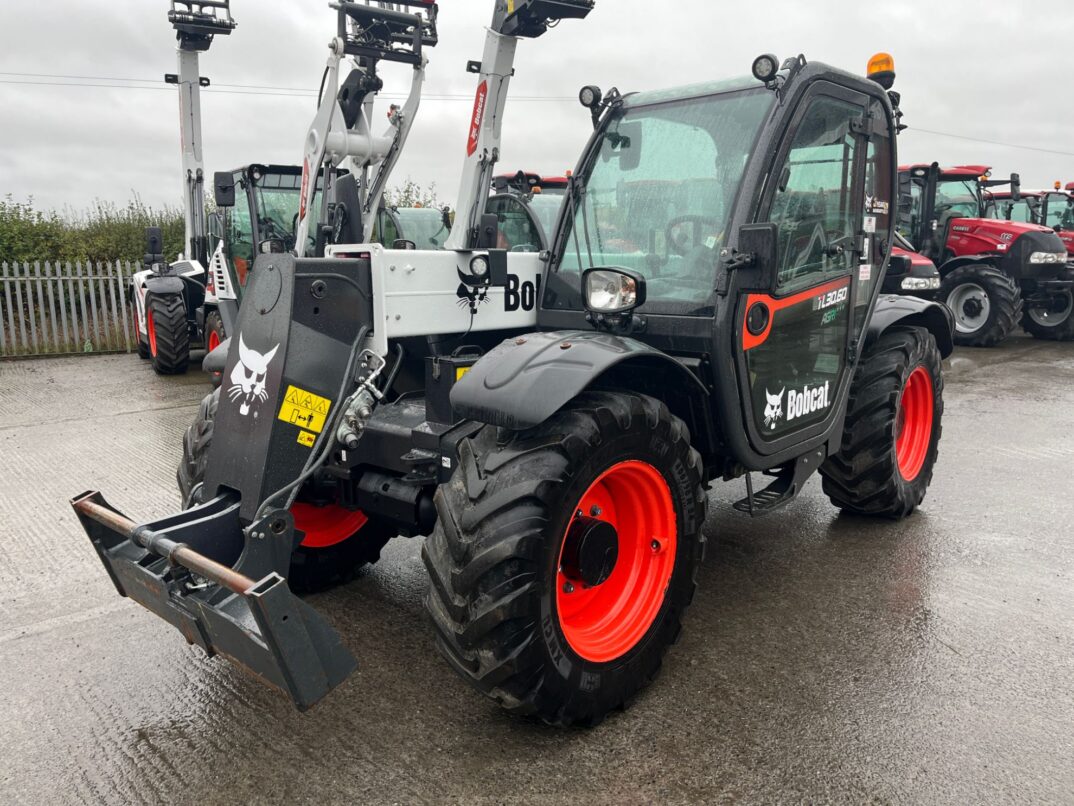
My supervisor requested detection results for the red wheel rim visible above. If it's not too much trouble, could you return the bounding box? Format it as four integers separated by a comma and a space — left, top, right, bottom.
146, 309, 158, 357
895, 366, 934, 481
555, 460, 677, 663
291, 502, 368, 549
207, 329, 221, 352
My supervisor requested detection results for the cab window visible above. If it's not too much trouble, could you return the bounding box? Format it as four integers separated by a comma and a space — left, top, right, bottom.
767, 96, 862, 292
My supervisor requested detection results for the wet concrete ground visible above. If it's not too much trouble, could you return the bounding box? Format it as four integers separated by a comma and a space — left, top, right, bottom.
1, 337, 1072, 805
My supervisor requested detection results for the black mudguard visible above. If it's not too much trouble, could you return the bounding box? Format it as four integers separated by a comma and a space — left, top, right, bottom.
203, 338, 230, 388
144, 274, 186, 297
866, 294, 955, 358
451, 329, 708, 430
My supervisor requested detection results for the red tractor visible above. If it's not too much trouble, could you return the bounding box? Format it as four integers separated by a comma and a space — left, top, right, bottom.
984, 182, 1074, 259
899, 164, 1072, 344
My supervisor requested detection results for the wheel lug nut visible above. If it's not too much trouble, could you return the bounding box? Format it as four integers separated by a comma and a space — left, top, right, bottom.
563, 581, 575, 594
651, 539, 661, 552
590, 506, 602, 517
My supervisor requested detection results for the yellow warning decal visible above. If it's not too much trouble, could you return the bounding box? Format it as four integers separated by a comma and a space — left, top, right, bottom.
507, 0, 515, 13
297, 431, 316, 448
455, 366, 471, 382
277, 385, 332, 434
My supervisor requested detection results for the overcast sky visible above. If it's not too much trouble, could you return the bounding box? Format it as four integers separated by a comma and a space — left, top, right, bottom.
1, 1, 1072, 215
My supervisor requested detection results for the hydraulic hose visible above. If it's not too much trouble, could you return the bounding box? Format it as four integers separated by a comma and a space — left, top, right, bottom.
253, 324, 370, 523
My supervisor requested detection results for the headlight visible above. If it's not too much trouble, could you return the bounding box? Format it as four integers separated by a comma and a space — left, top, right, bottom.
902, 277, 941, 290
584, 268, 645, 313
469, 255, 490, 279
1029, 251, 1066, 264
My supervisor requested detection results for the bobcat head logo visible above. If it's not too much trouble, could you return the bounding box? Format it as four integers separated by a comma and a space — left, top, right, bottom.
764, 388, 784, 430
228, 335, 280, 416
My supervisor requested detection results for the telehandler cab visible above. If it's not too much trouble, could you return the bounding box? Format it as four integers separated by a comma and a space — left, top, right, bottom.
73, 9, 953, 726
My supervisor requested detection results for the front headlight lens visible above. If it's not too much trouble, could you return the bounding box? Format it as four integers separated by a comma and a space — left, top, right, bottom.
1029, 251, 1066, 264
902, 276, 941, 290
586, 270, 638, 312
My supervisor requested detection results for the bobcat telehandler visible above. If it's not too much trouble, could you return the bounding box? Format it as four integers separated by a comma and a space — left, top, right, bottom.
128, 1, 240, 375
73, 8, 954, 725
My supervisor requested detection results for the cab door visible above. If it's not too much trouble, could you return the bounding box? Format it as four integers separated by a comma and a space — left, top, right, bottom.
732, 83, 871, 456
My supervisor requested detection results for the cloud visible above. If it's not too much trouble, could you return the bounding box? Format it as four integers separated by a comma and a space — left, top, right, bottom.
1, 0, 1072, 213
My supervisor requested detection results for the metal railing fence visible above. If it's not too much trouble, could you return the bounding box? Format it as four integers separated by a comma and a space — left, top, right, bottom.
0, 261, 139, 357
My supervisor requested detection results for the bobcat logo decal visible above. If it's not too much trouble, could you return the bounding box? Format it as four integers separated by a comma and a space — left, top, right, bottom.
763, 388, 784, 430
228, 335, 280, 416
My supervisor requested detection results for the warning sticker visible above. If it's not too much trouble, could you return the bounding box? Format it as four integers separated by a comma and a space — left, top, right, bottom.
278, 385, 332, 434
297, 431, 316, 448
455, 366, 471, 382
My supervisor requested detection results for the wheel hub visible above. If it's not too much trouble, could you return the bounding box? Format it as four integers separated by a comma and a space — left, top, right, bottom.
561, 515, 618, 588
962, 297, 984, 318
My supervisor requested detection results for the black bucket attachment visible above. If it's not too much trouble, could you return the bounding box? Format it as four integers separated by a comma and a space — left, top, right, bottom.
72, 491, 356, 711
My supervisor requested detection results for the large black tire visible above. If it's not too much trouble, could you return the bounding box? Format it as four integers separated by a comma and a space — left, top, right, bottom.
423, 391, 707, 727
131, 300, 150, 359
940, 264, 1021, 347
820, 326, 944, 519
146, 292, 191, 375
1021, 274, 1074, 341
204, 309, 227, 351
177, 388, 392, 594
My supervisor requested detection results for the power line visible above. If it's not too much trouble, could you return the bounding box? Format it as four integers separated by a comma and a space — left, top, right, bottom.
2, 71, 1072, 156
0, 71, 574, 101
910, 127, 1074, 159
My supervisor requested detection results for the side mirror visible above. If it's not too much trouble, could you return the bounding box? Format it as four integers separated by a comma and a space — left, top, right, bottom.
143, 226, 165, 269
736, 222, 779, 289
612, 122, 642, 172
1009, 173, 1021, 203
214, 172, 236, 208
881, 253, 912, 293
259, 238, 285, 254
583, 267, 646, 316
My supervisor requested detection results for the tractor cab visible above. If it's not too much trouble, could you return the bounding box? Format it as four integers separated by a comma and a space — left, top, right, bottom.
985, 184, 1074, 258
487, 171, 571, 252
899, 163, 1071, 344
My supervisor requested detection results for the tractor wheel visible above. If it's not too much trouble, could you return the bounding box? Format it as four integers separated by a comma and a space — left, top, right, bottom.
1021, 274, 1074, 341
423, 391, 707, 726
177, 388, 392, 595
940, 264, 1022, 347
204, 309, 227, 352
131, 300, 150, 359
820, 326, 943, 519
146, 292, 191, 375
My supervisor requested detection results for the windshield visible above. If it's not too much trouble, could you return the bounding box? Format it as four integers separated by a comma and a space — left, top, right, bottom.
527, 193, 564, 236
935, 179, 981, 218
395, 207, 450, 249
547, 88, 774, 313
254, 185, 302, 250
1043, 192, 1071, 229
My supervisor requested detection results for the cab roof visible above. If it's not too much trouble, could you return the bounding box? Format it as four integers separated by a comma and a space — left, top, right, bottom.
900, 163, 992, 180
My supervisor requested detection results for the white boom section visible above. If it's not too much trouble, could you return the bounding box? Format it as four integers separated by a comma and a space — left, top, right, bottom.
176, 48, 208, 265
295, 39, 428, 256
443, 27, 518, 251
328, 245, 542, 357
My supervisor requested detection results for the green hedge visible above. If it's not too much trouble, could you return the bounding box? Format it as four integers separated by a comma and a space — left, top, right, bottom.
0, 195, 184, 264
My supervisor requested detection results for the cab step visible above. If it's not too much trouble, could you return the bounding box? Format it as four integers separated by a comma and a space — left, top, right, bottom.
732, 447, 826, 517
